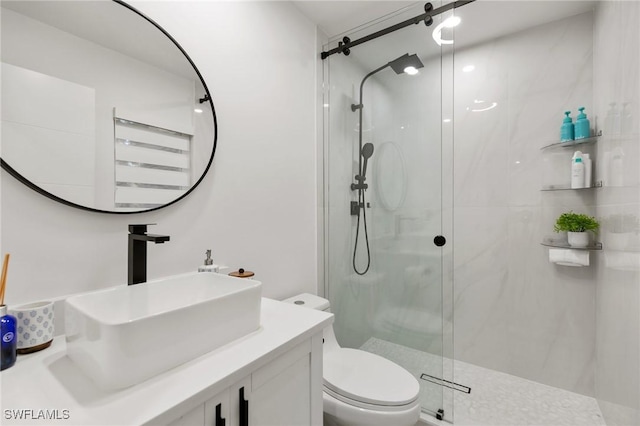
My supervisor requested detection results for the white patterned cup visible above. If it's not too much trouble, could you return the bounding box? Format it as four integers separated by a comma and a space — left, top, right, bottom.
9, 301, 54, 354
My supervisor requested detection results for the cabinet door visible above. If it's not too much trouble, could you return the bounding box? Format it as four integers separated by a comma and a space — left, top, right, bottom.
229, 375, 252, 426
166, 389, 229, 426
204, 389, 230, 426
166, 404, 205, 426
249, 340, 313, 426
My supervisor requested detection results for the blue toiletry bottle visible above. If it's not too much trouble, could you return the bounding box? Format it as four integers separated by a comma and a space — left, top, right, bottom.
1, 304, 17, 371
574, 107, 591, 140
561, 111, 575, 142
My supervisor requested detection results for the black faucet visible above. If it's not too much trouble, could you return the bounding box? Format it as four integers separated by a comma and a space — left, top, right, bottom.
128, 224, 170, 285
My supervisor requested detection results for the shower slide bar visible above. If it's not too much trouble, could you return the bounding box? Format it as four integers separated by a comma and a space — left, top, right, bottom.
320, 0, 475, 60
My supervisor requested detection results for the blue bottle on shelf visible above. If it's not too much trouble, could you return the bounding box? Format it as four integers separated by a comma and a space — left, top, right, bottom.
561, 111, 575, 142
574, 107, 591, 140
1, 304, 17, 371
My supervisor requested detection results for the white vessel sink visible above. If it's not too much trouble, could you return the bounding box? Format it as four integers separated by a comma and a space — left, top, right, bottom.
65, 272, 262, 390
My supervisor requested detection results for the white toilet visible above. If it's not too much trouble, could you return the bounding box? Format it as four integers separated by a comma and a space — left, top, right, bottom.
283, 293, 421, 426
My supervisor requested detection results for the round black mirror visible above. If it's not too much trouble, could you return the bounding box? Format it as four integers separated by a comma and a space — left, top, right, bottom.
1, 0, 216, 213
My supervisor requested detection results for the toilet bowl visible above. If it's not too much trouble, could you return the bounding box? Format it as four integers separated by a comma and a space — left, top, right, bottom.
283, 293, 421, 426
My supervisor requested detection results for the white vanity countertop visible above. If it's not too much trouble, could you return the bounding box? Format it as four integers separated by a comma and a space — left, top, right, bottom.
0, 298, 333, 426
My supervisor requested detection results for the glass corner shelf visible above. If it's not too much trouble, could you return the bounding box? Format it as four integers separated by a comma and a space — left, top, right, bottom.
540, 131, 601, 151
541, 241, 603, 251
541, 182, 602, 191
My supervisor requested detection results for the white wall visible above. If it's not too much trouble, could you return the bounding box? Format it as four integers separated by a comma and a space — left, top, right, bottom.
1, 1, 319, 308
593, 2, 640, 424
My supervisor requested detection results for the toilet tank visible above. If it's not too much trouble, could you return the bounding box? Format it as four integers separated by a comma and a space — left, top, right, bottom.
282, 293, 340, 352
282, 293, 330, 312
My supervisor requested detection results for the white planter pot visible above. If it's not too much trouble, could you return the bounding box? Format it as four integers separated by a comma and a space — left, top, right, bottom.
568, 231, 589, 248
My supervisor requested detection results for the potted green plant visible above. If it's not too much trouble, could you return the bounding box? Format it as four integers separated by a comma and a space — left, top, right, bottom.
554, 211, 599, 247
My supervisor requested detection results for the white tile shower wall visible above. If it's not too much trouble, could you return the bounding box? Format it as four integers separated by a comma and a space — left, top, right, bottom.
453, 12, 597, 396
325, 51, 395, 349
0, 1, 319, 306
325, 36, 447, 352
593, 2, 640, 425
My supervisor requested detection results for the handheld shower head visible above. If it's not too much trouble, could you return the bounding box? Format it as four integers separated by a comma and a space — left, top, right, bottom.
361, 142, 374, 180
361, 142, 374, 159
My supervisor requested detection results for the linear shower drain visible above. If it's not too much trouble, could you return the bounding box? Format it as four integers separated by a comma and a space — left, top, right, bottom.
419, 373, 471, 394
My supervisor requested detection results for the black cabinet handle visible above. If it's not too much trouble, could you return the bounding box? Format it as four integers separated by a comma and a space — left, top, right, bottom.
215, 403, 225, 426
239, 387, 249, 426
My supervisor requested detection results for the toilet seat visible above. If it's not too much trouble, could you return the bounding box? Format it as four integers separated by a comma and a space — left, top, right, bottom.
323, 348, 419, 408
323, 386, 417, 412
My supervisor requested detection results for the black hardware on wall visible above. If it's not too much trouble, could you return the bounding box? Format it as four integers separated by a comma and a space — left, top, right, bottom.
215, 403, 225, 426
338, 36, 351, 56
434, 235, 446, 247
320, 0, 475, 60
239, 387, 249, 426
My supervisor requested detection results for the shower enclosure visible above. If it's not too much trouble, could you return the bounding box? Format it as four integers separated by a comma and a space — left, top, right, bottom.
322, 2, 456, 419
323, 1, 640, 424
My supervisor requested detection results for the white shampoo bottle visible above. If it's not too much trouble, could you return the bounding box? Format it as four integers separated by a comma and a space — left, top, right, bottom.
571, 151, 585, 189
582, 153, 592, 188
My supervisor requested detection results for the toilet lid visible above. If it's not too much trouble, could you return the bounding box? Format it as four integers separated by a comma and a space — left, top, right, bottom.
323, 348, 419, 406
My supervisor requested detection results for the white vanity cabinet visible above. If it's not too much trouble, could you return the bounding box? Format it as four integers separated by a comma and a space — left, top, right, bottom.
165, 335, 323, 426
1, 299, 331, 426
167, 388, 231, 426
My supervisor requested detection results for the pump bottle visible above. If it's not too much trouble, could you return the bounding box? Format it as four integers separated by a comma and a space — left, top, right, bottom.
571, 151, 585, 189
561, 111, 575, 142
198, 249, 219, 273
574, 107, 591, 140
582, 153, 592, 188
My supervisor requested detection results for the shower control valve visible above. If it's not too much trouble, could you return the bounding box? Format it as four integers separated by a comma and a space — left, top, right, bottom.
350, 201, 361, 216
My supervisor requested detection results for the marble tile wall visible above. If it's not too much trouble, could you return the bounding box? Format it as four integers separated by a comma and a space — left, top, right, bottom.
593, 2, 640, 425
452, 11, 597, 396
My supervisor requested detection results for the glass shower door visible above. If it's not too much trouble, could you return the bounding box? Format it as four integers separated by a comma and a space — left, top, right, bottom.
323, 2, 455, 419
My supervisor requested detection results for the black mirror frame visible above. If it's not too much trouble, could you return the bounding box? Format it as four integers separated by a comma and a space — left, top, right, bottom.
0, 0, 217, 214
